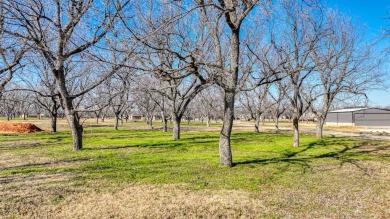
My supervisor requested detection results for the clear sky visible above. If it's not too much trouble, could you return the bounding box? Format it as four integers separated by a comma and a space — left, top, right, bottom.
327, 0, 390, 107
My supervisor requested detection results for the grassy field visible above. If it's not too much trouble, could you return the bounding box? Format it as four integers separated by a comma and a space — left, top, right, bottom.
1, 119, 390, 218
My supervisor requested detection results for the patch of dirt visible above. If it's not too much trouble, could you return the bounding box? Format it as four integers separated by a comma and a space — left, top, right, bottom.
0, 122, 43, 133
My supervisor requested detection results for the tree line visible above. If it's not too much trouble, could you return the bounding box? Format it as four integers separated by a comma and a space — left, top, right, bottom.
0, 0, 386, 167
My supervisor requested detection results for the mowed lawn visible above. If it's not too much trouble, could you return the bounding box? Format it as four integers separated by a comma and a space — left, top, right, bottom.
1, 121, 390, 218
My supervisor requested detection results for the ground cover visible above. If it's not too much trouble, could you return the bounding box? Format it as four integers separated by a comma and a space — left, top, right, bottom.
0, 120, 389, 218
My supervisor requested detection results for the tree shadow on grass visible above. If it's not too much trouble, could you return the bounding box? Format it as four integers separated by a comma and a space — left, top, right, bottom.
83, 141, 186, 151
234, 138, 390, 176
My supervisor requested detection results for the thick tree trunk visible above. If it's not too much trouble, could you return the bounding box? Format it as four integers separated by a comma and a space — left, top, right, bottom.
316, 116, 325, 139
54, 67, 83, 151
67, 113, 83, 151
293, 116, 299, 147
218, 28, 240, 167
172, 114, 181, 140
206, 116, 210, 127
162, 118, 168, 132
51, 113, 57, 132
114, 114, 119, 130
161, 111, 167, 132
219, 91, 235, 167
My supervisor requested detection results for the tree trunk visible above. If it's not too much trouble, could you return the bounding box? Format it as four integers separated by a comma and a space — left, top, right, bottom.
67, 113, 83, 151
316, 116, 325, 139
293, 116, 299, 147
51, 113, 57, 132
162, 118, 168, 132
54, 67, 83, 151
161, 111, 167, 132
275, 116, 280, 133
172, 114, 181, 140
254, 113, 260, 133
219, 91, 234, 167
114, 114, 119, 130
206, 115, 210, 127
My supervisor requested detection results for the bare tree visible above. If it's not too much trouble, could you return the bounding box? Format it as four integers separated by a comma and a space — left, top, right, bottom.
270, 0, 325, 147
126, 1, 212, 140
0, 1, 27, 96
195, 86, 224, 127
268, 80, 289, 132
238, 84, 270, 133
310, 10, 383, 138
107, 71, 132, 130
5, 0, 132, 150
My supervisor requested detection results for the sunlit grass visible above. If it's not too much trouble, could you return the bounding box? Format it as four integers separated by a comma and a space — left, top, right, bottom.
1, 127, 389, 191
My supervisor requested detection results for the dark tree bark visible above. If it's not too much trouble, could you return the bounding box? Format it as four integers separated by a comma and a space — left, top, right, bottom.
172, 114, 182, 140
51, 113, 57, 132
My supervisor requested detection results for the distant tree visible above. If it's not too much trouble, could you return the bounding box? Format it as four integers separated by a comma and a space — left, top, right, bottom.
5, 0, 132, 150
270, 0, 325, 147
310, 11, 383, 138
238, 84, 271, 133
127, 1, 212, 140
268, 80, 289, 132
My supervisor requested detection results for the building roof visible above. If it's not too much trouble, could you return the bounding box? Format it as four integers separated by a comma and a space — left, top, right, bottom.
329, 108, 367, 113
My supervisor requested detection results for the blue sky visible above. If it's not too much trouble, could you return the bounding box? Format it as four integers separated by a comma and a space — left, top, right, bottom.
327, 0, 390, 107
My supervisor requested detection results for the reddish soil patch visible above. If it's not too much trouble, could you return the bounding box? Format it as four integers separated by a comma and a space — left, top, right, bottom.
0, 122, 43, 133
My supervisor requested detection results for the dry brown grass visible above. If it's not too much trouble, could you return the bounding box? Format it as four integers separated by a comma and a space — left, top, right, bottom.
1, 160, 389, 219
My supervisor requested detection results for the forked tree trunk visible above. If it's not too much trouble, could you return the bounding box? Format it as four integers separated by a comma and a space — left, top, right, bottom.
219, 91, 234, 167
51, 113, 57, 132
172, 114, 181, 140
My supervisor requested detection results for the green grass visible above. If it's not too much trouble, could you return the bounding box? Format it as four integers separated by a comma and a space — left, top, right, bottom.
1, 127, 388, 191
1, 123, 390, 218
